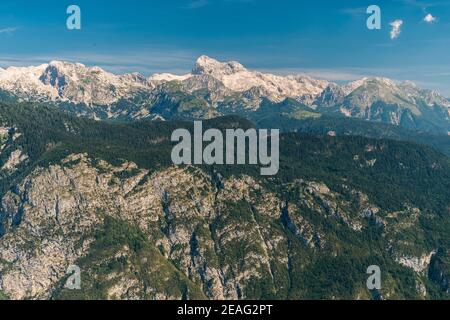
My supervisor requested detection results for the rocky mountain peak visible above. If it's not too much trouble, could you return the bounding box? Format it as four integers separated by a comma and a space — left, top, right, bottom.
314, 83, 346, 107
122, 72, 149, 85
39, 62, 68, 90
48, 60, 79, 68
192, 55, 247, 76
401, 80, 418, 88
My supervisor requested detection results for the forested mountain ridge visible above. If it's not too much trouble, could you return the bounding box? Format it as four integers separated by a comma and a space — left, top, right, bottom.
0, 102, 448, 300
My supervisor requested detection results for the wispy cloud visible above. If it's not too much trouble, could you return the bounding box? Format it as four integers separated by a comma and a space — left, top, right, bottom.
390, 20, 403, 39
398, 0, 431, 8
183, 0, 209, 9
396, 0, 450, 11
0, 27, 17, 35
0, 48, 198, 76
295, 70, 367, 82
258, 67, 370, 82
339, 7, 366, 19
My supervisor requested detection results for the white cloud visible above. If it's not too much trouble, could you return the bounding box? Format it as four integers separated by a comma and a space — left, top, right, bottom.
423, 13, 436, 23
390, 20, 403, 39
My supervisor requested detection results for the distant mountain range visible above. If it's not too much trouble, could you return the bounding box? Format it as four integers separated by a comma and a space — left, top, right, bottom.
1, 56, 449, 134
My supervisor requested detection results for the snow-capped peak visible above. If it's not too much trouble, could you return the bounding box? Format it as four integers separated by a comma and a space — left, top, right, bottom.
189, 55, 329, 101
0, 61, 152, 105
400, 80, 418, 88
342, 77, 449, 108
147, 55, 329, 102
192, 55, 247, 76
148, 73, 192, 82
342, 77, 398, 95
2, 55, 446, 114
0, 63, 59, 100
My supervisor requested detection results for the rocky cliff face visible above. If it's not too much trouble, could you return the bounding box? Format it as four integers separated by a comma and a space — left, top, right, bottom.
0, 154, 287, 299
0, 103, 448, 300
0, 152, 446, 300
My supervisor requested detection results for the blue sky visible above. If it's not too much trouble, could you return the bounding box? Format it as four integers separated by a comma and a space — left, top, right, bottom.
1, 0, 450, 95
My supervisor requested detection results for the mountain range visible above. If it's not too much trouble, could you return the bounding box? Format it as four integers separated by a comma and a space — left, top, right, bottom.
1, 56, 449, 134
0, 56, 449, 300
